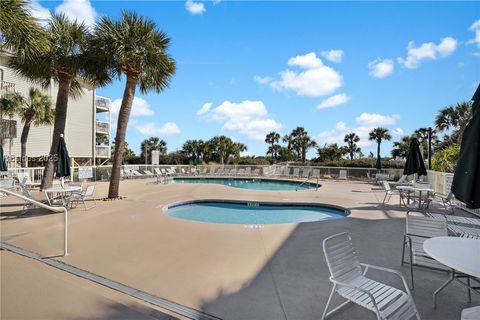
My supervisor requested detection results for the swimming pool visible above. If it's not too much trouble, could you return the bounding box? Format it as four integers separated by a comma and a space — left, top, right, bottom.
165, 200, 347, 224
169, 177, 318, 191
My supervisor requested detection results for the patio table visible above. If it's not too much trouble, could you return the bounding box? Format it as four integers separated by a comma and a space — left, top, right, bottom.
397, 186, 434, 208
44, 186, 82, 207
423, 237, 480, 308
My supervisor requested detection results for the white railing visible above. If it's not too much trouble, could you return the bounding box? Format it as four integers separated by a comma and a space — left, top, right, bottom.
96, 120, 110, 134
95, 97, 110, 111
0, 188, 68, 256
95, 145, 110, 158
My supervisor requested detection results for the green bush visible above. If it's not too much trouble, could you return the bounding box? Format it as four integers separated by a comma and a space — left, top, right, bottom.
431, 145, 460, 173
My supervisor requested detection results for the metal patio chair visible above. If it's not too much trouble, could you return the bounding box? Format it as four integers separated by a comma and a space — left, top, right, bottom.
322, 232, 420, 320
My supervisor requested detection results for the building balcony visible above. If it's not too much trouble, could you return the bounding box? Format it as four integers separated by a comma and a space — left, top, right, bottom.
0, 119, 17, 139
96, 120, 110, 135
95, 96, 111, 113
95, 145, 110, 158
1, 81, 15, 96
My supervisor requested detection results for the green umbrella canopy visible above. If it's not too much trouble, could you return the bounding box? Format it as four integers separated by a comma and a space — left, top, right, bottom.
452, 85, 480, 209
0, 145, 7, 172
403, 137, 427, 177
55, 135, 71, 178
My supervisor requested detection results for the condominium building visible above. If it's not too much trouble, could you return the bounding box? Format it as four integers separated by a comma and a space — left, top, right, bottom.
0, 51, 112, 167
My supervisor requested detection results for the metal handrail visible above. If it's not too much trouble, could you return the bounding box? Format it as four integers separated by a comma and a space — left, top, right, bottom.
296, 175, 319, 191
0, 188, 68, 256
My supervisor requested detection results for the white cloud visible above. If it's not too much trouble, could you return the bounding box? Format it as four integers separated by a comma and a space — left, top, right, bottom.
368, 58, 394, 78
196, 102, 212, 116
317, 93, 349, 110
356, 113, 400, 126
392, 128, 404, 136
398, 37, 457, 69
317, 114, 401, 150
468, 19, 480, 47
253, 75, 273, 85
321, 49, 344, 63
199, 100, 282, 140
55, 0, 97, 26
27, 0, 51, 24
185, 0, 206, 15
268, 52, 343, 97
112, 97, 155, 117
134, 122, 181, 136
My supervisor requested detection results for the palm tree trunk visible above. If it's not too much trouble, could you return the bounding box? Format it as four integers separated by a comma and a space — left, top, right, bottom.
20, 119, 32, 167
377, 142, 381, 158
41, 75, 72, 190
108, 74, 137, 199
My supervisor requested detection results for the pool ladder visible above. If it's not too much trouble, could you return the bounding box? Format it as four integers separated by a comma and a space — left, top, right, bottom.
296, 175, 319, 191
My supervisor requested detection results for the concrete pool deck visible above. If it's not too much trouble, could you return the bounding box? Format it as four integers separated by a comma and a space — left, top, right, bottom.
1, 178, 478, 319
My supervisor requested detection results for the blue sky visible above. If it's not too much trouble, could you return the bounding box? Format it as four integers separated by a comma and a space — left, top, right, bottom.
31, 1, 479, 157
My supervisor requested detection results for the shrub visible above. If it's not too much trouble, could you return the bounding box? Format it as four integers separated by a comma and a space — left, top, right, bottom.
431, 145, 460, 173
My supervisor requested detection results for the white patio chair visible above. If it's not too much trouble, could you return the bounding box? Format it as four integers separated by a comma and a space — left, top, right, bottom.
253, 168, 260, 176
292, 167, 300, 178
322, 232, 420, 320
16, 172, 40, 188
425, 191, 455, 214
154, 168, 162, 176
401, 211, 448, 289
382, 181, 405, 205
339, 170, 347, 180
69, 184, 97, 211
245, 167, 252, 176
302, 168, 310, 178
312, 169, 320, 179
237, 168, 245, 176
143, 170, 154, 176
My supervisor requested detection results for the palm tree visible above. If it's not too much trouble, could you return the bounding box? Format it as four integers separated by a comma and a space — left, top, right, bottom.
230, 142, 247, 164
0, 91, 23, 147
391, 136, 412, 160
368, 127, 391, 163
0, 0, 48, 62
208, 135, 233, 165
343, 132, 360, 160
182, 139, 205, 163
291, 126, 316, 163
140, 137, 167, 163
9, 14, 110, 189
435, 101, 472, 144
282, 134, 295, 161
94, 11, 176, 199
17, 88, 54, 166
265, 131, 280, 161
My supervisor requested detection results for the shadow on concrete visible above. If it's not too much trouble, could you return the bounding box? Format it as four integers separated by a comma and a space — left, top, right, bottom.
199, 217, 478, 320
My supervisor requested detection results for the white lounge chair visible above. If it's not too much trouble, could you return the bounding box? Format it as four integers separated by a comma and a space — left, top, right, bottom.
401, 211, 448, 289
302, 168, 310, 178
16, 172, 40, 188
292, 168, 300, 178
245, 167, 251, 176
339, 170, 347, 180
323, 232, 420, 320
143, 170, 154, 176
237, 168, 245, 176
312, 169, 320, 179
253, 168, 260, 176
154, 168, 162, 176
131, 170, 143, 177
69, 184, 97, 211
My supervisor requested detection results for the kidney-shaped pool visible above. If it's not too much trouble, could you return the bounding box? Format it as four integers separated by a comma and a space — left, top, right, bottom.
164, 200, 348, 225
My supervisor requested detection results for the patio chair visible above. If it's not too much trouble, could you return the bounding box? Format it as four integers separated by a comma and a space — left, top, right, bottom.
154, 168, 162, 176
18, 178, 36, 213
253, 168, 260, 176
401, 211, 448, 289
302, 168, 310, 178
143, 170, 154, 176
199, 167, 207, 175
69, 184, 97, 211
245, 167, 252, 176
312, 169, 320, 179
0, 179, 15, 197
382, 181, 405, 205
292, 167, 300, 178
16, 172, 40, 188
131, 170, 143, 177
322, 232, 420, 320
339, 170, 347, 180
237, 168, 245, 176
425, 191, 455, 214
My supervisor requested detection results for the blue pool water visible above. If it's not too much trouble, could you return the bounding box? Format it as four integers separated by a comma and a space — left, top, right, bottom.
166, 201, 347, 224
170, 177, 317, 191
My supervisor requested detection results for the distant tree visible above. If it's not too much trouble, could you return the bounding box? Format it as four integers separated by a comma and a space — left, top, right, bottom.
343, 132, 360, 160
282, 133, 295, 161
230, 142, 247, 164
140, 137, 167, 163
112, 141, 136, 162
291, 126, 316, 163
16, 88, 54, 166
182, 139, 205, 163
265, 131, 281, 161
207, 135, 234, 165
435, 101, 472, 145
368, 127, 391, 161
391, 136, 412, 160
316, 143, 348, 162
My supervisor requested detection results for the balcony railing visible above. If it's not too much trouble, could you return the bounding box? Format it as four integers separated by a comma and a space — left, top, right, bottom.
96, 120, 110, 134
95, 97, 110, 111
1, 81, 15, 96
95, 145, 110, 158
0, 119, 17, 139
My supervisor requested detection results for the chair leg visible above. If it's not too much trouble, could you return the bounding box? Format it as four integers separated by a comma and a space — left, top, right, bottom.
321, 284, 336, 320
401, 234, 407, 265
382, 192, 388, 204
409, 237, 414, 290
467, 276, 472, 303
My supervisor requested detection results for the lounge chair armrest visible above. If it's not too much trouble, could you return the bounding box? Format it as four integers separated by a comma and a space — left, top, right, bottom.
360, 263, 412, 294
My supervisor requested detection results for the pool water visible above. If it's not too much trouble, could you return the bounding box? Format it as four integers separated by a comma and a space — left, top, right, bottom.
166, 201, 347, 224
170, 177, 317, 191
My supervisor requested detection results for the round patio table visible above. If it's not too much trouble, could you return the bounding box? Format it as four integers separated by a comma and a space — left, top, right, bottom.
44, 186, 82, 207
423, 237, 480, 308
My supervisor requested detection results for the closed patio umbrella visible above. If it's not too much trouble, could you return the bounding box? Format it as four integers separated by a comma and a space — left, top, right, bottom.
0, 145, 7, 171
55, 135, 71, 178
452, 85, 480, 209
403, 137, 427, 177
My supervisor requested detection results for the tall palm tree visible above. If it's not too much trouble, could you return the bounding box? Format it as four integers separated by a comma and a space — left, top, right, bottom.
17, 88, 54, 166
291, 126, 316, 163
94, 11, 176, 199
0, 91, 22, 147
435, 101, 472, 144
182, 139, 205, 162
343, 132, 360, 160
391, 136, 412, 160
282, 134, 295, 161
265, 131, 280, 161
140, 136, 167, 163
368, 127, 391, 163
0, 0, 48, 62
9, 14, 110, 189
230, 142, 247, 164
208, 135, 233, 165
